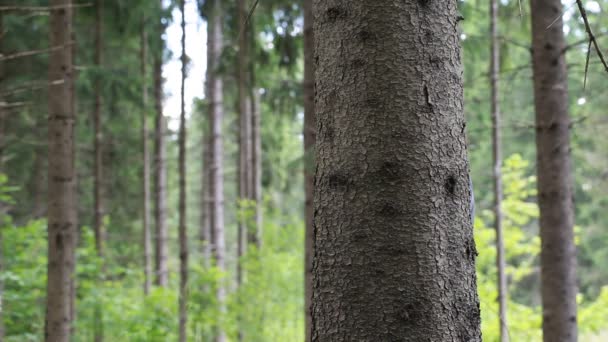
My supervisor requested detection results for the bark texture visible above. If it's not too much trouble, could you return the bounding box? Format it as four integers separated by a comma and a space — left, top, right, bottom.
529, 1, 578, 341
303, 0, 315, 340
178, 1, 188, 340
208, 1, 226, 340
311, 1, 481, 341
141, 22, 152, 296
490, 0, 508, 340
46, 1, 76, 341
153, 43, 168, 287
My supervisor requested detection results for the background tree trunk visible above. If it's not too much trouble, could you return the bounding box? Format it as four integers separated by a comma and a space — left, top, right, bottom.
153, 43, 168, 288
302, 0, 314, 340
311, 1, 481, 340
178, 0, 188, 340
208, 1, 226, 340
490, 0, 508, 340
93, 1, 105, 340
46, 1, 76, 341
530, 0, 578, 341
141, 22, 152, 296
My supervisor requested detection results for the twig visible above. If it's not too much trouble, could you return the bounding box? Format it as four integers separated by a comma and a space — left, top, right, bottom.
0, 3, 91, 12
583, 40, 591, 90
576, 0, 608, 73
0, 79, 65, 97
563, 31, 608, 53
237, 0, 260, 41
547, 1, 577, 29
0, 43, 73, 62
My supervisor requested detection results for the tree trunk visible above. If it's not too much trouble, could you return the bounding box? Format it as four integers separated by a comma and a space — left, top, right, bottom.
201, 134, 212, 265
93, 0, 104, 260
311, 2, 481, 341
490, 0, 508, 340
0, 11, 5, 341
93, 1, 104, 340
141, 21, 152, 296
302, 0, 314, 340
153, 37, 168, 288
178, 1, 188, 340
251, 89, 262, 247
529, 1, 578, 341
208, 1, 226, 340
237, 0, 251, 288
46, 1, 76, 341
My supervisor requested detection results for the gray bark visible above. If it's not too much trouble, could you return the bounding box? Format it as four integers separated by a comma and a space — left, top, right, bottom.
46, 1, 76, 341
311, 2, 481, 341
141, 22, 152, 296
490, 0, 508, 340
153, 46, 168, 287
208, 1, 226, 340
529, 0, 578, 341
303, 0, 315, 340
178, 0, 188, 340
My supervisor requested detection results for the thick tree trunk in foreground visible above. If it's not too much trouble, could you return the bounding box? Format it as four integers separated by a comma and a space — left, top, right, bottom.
303, 0, 314, 340
311, 2, 481, 340
490, 0, 508, 340
530, 1, 578, 341
153, 50, 168, 287
46, 1, 76, 341
208, 1, 226, 340
141, 22, 152, 296
178, 1, 188, 340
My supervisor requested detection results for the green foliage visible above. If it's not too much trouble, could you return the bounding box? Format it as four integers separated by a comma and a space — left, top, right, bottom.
475, 154, 608, 341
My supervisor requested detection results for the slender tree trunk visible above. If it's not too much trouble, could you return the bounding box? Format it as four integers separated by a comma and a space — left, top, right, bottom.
237, 0, 250, 287
529, 1, 578, 341
311, 2, 481, 340
490, 0, 508, 340
208, 1, 226, 340
93, 1, 104, 340
0, 11, 5, 341
178, 1, 188, 340
93, 0, 104, 260
153, 35, 168, 288
200, 135, 212, 265
302, 1, 314, 340
251, 89, 262, 246
141, 22, 152, 296
46, 1, 76, 341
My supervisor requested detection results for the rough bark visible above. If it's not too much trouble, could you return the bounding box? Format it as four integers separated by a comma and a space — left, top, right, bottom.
529, 1, 578, 341
303, 0, 315, 340
208, 1, 226, 340
153, 34, 168, 288
490, 0, 508, 340
311, 2, 481, 341
141, 21, 152, 296
93, 2, 104, 340
46, 1, 76, 341
178, 1, 188, 340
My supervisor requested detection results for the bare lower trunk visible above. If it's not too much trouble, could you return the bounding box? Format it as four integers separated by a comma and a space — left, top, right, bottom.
178, 1, 188, 340
153, 54, 168, 287
251, 90, 262, 248
311, 2, 481, 340
46, 1, 76, 341
0, 11, 5, 340
490, 0, 508, 340
208, 1, 226, 340
529, 1, 578, 341
141, 22, 152, 296
302, 0, 314, 340
93, 2, 104, 341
